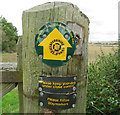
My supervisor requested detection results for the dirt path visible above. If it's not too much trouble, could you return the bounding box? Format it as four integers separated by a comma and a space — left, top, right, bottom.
0, 53, 17, 62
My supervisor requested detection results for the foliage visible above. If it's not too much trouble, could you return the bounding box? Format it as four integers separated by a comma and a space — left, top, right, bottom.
2, 87, 19, 113
87, 49, 120, 114
0, 17, 19, 52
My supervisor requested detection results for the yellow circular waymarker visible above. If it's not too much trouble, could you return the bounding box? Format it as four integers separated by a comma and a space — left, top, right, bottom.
35, 22, 76, 67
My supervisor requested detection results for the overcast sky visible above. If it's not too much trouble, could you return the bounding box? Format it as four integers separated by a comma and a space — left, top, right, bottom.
119, 1, 120, 37
0, 0, 119, 42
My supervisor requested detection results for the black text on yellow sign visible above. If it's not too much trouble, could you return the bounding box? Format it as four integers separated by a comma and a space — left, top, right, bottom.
35, 22, 76, 67
38, 28, 72, 60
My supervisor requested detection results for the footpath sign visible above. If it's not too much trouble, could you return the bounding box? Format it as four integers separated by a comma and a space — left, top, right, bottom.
35, 22, 76, 67
39, 76, 77, 110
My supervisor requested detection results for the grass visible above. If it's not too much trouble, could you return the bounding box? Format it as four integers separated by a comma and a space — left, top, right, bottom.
0, 99, 2, 115
1, 53, 10, 56
2, 87, 19, 113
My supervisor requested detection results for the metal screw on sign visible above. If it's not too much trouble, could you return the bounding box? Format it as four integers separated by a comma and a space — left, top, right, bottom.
73, 87, 76, 91
39, 87, 42, 91
40, 102, 43, 106
43, 34, 47, 38
72, 104, 76, 108
68, 55, 71, 59
74, 76, 77, 81
40, 92, 44, 96
65, 34, 69, 39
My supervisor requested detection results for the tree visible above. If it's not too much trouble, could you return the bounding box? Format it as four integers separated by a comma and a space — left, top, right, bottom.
0, 17, 19, 52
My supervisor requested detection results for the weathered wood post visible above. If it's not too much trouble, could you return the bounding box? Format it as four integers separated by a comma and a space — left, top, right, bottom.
17, 37, 24, 113
22, 2, 89, 113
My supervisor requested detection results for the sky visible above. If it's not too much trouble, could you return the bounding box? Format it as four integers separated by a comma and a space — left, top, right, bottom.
0, 0, 119, 42
119, 1, 120, 38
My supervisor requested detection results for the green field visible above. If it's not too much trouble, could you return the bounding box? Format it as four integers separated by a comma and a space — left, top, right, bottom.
2, 87, 19, 113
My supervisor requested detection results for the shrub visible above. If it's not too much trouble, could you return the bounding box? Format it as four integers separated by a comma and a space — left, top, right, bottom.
87, 49, 120, 114
0, 17, 19, 52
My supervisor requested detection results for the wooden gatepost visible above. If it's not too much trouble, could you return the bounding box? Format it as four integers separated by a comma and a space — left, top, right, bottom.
22, 2, 89, 114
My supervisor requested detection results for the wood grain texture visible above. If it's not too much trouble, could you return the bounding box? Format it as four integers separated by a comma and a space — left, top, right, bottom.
0, 63, 18, 97
0, 83, 17, 97
22, 2, 89, 113
17, 37, 24, 113
1, 71, 21, 83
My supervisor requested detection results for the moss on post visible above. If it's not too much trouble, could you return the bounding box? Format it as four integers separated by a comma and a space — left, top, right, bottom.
22, 2, 89, 113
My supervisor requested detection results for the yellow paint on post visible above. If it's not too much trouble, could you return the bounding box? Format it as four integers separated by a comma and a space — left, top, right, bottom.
38, 28, 72, 60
